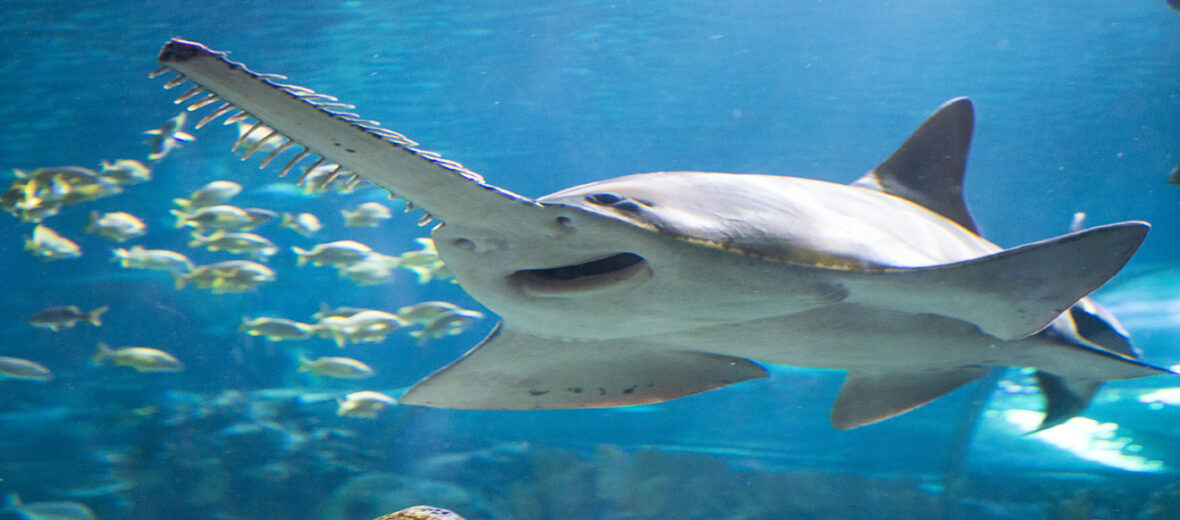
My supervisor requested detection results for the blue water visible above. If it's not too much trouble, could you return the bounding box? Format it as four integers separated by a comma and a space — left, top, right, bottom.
3, 1, 1180, 519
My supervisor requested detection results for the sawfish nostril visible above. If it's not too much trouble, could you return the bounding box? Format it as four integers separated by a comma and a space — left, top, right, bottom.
554, 216, 576, 234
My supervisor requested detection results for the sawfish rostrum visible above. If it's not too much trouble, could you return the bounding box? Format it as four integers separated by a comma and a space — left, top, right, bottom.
153, 39, 1171, 431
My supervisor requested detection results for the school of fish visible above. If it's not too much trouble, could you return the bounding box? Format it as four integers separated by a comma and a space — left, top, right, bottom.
4, 113, 486, 424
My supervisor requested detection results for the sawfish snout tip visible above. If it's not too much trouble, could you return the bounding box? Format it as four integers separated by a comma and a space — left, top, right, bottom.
158, 38, 218, 63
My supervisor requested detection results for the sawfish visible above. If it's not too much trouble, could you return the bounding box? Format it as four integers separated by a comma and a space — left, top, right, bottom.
152, 39, 1172, 431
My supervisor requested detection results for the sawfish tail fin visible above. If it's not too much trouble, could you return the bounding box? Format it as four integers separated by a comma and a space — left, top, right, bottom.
1028, 298, 1148, 433
829, 295, 1165, 432
1029, 371, 1102, 433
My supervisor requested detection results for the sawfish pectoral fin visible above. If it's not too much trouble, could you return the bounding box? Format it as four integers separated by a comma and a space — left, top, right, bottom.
398, 323, 769, 409
865, 221, 1149, 341
829, 366, 990, 430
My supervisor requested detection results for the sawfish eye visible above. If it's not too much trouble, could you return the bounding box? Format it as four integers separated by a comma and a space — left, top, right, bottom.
584, 193, 648, 214
586, 193, 623, 205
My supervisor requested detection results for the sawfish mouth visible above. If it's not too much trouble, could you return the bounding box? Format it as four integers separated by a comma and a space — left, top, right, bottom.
511, 253, 651, 297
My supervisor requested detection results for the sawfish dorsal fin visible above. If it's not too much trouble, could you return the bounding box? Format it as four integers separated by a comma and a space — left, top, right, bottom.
852, 97, 979, 234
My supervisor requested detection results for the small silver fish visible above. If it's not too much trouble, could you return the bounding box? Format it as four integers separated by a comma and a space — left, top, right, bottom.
235, 120, 284, 156
299, 162, 365, 194
174, 180, 242, 211
84, 211, 147, 242
144, 113, 196, 161
315, 310, 407, 347
279, 212, 323, 237
176, 260, 276, 293
111, 246, 194, 273
239, 316, 315, 341
299, 356, 376, 379
292, 240, 374, 267
397, 301, 462, 325
339, 258, 396, 286
25, 225, 81, 261
0, 356, 53, 382
15, 165, 103, 186
336, 391, 396, 418
99, 159, 152, 185
17, 167, 121, 208
28, 305, 107, 331
341, 201, 393, 227
409, 309, 485, 345
92, 342, 184, 373
171, 204, 256, 232
243, 207, 278, 227
189, 230, 279, 259
311, 304, 378, 321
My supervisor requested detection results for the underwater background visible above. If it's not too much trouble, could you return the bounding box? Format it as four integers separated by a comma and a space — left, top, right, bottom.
2, 1, 1180, 519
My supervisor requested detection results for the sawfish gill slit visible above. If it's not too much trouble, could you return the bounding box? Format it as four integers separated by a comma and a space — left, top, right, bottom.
511, 253, 650, 296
